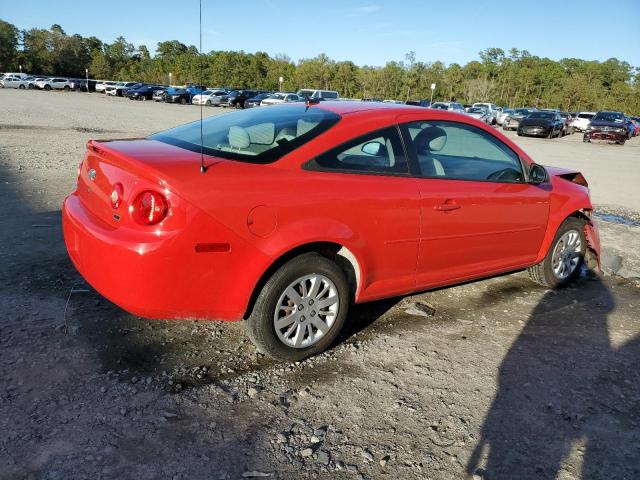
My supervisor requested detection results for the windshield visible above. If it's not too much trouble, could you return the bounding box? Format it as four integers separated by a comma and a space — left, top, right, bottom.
529, 112, 555, 119
468, 108, 485, 113
513, 109, 534, 115
269, 93, 288, 100
431, 103, 448, 109
592, 112, 624, 123
150, 104, 341, 164
578, 113, 595, 119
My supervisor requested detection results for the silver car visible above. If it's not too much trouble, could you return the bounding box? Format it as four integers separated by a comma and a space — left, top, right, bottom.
465, 106, 492, 124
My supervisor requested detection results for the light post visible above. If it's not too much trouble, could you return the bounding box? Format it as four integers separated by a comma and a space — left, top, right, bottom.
19, 65, 22, 75
85, 68, 89, 93
169, 72, 172, 86
429, 83, 436, 106
278, 76, 283, 92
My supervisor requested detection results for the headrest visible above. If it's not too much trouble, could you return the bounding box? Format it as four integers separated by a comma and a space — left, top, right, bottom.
414, 126, 447, 152
228, 126, 250, 149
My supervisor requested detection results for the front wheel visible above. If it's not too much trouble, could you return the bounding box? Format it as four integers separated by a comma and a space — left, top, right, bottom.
245, 253, 350, 362
528, 217, 586, 288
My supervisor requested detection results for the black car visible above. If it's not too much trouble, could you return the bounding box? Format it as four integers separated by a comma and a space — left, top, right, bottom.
405, 100, 431, 107
244, 92, 272, 108
70, 79, 98, 92
518, 111, 565, 138
227, 90, 262, 109
127, 85, 163, 100
583, 111, 628, 145
164, 88, 191, 104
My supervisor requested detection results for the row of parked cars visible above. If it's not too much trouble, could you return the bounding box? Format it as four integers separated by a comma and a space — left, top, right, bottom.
498, 107, 639, 145
4, 72, 638, 145
93, 80, 341, 109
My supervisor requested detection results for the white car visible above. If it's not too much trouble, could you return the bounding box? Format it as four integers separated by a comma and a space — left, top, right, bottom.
0, 76, 28, 89
192, 89, 228, 106
573, 112, 596, 132
296, 89, 339, 101
261, 92, 301, 106
472, 102, 499, 124
36, 78, 72, 91
430, 101, 465, 113
497, 108, 514, 125
96, 81, 117, 93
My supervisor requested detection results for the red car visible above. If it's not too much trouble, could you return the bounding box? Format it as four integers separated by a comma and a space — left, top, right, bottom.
62, 102, 600, 361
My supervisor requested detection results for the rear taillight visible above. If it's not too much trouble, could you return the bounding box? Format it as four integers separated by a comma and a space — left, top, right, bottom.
111, 183, 123, 209
131, 191, 168, 225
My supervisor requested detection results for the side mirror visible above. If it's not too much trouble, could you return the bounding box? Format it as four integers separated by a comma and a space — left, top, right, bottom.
529, 163, 548, 184
361, 141, 383, 156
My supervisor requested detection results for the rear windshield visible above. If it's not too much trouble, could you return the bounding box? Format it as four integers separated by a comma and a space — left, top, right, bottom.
150, 104, 341, 164
578, 113, 595, 119
529, 112, 555, 119
593, 112, 624, 123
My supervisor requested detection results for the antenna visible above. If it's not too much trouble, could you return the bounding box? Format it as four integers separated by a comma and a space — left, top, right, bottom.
199, 0, 207, 173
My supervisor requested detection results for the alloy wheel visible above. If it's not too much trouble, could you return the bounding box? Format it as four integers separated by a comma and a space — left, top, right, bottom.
273, 274, 339, 349
551, 229, 582, 280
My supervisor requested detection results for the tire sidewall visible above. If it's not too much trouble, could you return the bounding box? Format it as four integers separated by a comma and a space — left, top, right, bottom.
247, 254, 349, 361
542, 218, 586, 287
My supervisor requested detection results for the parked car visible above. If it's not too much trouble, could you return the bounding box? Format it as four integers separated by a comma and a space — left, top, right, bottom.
36, 77, 72, 91
96, 81, 117, 93
126, 85, 162, 100
496, 108, 514, 125
152, 88, 168, 102
405, 100, 431, 107
502, 108, 537, 131
624, 117, 636, 139
69, 79, 98, 92
1, 72, 28, 80
518, 111, 565, 138
296, 89, 339, 101
630, 117, 640, 137
0, 75, 28, 89
106, 82, 139, 97
260, 92, 301, 106
244, 92, 272, 108
227, 90, 262, 109
559, 112, 575, 135
583, 111, 628, 145
192, 90, 228, 106
164, 87, 192, 104
208, 91, 232, 107
472, 103, 499, 124
23, 76, 41, 89
120, 82, 144, 97
465, 106, 492, 124
62, 102, 600, 361
572, 112, 596, 132
430, 102, 465, 113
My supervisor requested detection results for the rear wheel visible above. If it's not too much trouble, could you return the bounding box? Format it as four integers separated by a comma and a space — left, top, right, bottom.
528, 217, 586, 288
63, 85, 70, 91
19, 84, 26, 89
245, 253, 350, 362
44, 85, 51, 91
180, 97, 187, 105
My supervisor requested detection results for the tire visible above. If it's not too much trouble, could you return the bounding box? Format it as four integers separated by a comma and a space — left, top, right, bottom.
547, 130, 553, 139
180, 97, 187, 105
583, 136, 590, 143
528, 217, 586, 288
245, 253, 350, 362
19, 84, 26, 89
63, 85, 70, 91
44, 85, 51, 91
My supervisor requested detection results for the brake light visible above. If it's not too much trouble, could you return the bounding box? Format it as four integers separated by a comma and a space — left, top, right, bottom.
132, 191, 168, 225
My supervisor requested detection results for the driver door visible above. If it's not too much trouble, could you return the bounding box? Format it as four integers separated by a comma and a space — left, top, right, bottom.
398, 116, 550, 287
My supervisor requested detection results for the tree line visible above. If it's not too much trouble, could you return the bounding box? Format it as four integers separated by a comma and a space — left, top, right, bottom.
1, 19, 638, 113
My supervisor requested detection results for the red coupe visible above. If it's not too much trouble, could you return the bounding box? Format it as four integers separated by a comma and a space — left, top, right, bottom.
62, 102, 600, 361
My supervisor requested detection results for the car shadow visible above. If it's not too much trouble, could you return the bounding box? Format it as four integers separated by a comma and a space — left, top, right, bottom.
466, 277, 640, 479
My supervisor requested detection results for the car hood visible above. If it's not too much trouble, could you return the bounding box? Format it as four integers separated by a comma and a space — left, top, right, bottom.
520, 118, 552, 126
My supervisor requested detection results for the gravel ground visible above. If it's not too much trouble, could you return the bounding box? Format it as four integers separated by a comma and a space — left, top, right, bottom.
1, 89, 639, 480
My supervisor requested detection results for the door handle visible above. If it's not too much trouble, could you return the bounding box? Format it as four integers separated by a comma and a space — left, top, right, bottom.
434, 203, 461, 212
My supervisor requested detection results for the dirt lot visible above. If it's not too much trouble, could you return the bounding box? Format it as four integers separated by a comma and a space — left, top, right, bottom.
1, 89, 639, 480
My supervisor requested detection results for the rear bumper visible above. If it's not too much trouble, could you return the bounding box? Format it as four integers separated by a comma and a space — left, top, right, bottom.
62, 193, 259, 321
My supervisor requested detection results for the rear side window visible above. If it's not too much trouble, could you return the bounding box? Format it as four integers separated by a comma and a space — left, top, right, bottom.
308, 127, 408, 175
150, 104, 340, 164
402, 120, 524, 182
321, 91, 339, 99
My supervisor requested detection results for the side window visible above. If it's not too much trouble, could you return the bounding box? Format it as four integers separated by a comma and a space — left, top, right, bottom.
403, 120, 524, 182
308, 127, 408, 175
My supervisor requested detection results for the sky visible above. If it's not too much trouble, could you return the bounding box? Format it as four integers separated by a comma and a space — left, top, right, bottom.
3, 0, 640, 67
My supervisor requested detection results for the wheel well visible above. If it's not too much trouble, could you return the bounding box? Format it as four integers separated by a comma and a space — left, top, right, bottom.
243, 242, 360, 319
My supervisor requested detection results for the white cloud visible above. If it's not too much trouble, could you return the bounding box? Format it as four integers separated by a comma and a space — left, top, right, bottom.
345, 5, 382, 17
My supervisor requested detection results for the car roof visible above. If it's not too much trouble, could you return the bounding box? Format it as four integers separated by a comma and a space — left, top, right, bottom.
310, 101, 469, 116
